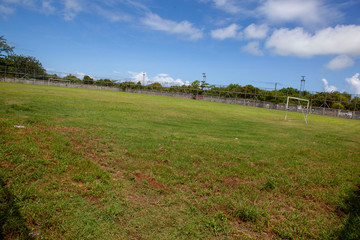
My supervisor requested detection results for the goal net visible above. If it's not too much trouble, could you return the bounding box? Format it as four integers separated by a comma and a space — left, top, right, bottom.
48, 78, 71, 86
284, 96, 310, 123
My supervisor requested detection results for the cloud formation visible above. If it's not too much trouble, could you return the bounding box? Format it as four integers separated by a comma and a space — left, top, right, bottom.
242, 41, 263, 56
345, 73, 360, 94
0, 4, 14, 16
63, 0, 82, 21
211, 0, 241, 14
322, 78, 337, 92
0, 0, 133, 22
75, 72, 86, 79
211, 23, 269, 41
42, 1, 55, 15
94, 5, 132, 22
266, 25, 360, 57
258, 0, 339, 26
142, 13, 203, 40
325, 55, 354, 71
211, 24, 241, 40
244, 24, 269, 39
129, 72, 190, 86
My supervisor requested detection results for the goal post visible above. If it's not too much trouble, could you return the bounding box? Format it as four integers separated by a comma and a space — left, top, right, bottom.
48, 78, 71, 86
285, 96, 310, 123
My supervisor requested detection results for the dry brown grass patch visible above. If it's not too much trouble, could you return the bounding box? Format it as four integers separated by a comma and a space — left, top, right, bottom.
222, 176, 249, 187
133, 172, 168, 190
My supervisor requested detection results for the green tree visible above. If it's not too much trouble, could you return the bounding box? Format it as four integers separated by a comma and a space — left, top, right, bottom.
0, 35, 14, 57
119, 81, 135, 90
191, 80, 200, 89
83, 75, 94, 84
200, 80, 210, 90
96, 78, 116, 86
148, 82, 162, 89
64, 74, 81, 83
279, 87, 299, 96
45, 73, 59, 80
331, 102, 345, 110
4, 54, 46, 77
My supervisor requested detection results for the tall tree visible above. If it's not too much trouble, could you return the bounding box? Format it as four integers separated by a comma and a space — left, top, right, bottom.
5, 54, 46, 77
191, 80, 200, 89
83, 75, 94, 84
0, 35, 14, 57
64, 74, 81, 83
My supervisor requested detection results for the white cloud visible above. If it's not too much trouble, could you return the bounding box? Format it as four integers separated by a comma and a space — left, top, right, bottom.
212, 0, 241, 14
152, 73, 190, 87
211, 24, 241, 40
63, 0, 82, 21
325, 55, 354, 71
0, 4, 14, 15
129, 72, 190, 86
242, 41, 263, 56
345, 73, 360, 94
1, 0, 56, 15
244, 24, 269, 39
258, 0, 339, 26
266, 25, 360, 57
322, 78, 337, 92
129, 71, 148, 82
94, 5, 132, 22
75, 72, 85, 79
1, 0, 135, 22
2, 0, 21, 3
41, 1, 55, 15
3, 0, 32, 5
142, 13, 203, 40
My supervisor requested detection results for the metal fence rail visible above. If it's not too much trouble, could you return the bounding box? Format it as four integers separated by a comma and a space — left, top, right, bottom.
1, 71, 359, 120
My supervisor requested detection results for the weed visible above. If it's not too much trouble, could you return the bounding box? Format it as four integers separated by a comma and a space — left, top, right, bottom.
204, 211, 228, 235
233, 205, 262, 223
262, 178, 276, 191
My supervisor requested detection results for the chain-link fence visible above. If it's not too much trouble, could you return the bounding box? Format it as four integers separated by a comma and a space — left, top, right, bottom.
1, 66, 359, 120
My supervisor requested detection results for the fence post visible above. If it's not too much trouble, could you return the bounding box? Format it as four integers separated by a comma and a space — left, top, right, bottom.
323, 92, 327, 116
338, 94, 342, 117
354, 96, 358, 119
254, 88, 257, 107
244, 87, 247, 105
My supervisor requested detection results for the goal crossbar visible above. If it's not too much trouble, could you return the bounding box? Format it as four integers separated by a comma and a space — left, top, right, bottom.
285, 96, 310, 123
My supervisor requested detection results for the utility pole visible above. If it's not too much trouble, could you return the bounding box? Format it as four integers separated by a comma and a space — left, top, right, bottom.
202, 73, 206, 82
142, 72, 146, 85
299, 76, 305, 97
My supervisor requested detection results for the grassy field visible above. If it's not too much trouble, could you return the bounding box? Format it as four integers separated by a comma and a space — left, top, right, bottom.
0, 82, 359, 239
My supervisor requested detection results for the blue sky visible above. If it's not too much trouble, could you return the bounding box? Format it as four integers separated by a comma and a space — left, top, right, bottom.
1, 0, 360, 93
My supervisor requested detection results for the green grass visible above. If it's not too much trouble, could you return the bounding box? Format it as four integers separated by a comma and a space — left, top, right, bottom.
0, 82, 359, 239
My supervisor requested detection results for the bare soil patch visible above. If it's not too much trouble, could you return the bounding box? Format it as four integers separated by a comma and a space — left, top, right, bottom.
222, 176, 249, 187
133, 172, 168, 190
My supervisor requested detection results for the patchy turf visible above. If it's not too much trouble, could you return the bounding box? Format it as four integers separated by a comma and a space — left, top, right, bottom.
0, 82, 359, 239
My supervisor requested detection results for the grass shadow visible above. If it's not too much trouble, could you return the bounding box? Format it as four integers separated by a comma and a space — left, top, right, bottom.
335, 184, 360, 240
0, 176, 33, 240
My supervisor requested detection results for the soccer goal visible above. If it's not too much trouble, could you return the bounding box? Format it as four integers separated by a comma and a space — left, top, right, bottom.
284, 96, 310, 123
48, 78, 71, 86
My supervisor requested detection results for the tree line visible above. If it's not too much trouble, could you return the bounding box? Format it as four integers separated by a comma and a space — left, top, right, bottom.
0, 35, 359, 111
